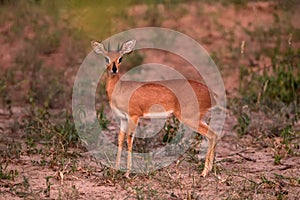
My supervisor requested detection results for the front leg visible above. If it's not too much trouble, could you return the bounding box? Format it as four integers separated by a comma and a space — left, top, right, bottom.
115, 130, 125, 170
125, 117, 138, 178
115, 118, 127, 170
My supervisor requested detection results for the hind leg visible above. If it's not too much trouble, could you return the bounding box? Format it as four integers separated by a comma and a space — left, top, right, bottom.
173, 111, 218, 177
197, 121, 218, 177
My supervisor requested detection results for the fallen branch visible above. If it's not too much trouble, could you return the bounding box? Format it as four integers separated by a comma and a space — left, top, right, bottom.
236, 153, 257, 162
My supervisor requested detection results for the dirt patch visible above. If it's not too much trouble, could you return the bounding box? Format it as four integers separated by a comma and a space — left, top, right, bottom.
127, 1, 300, 95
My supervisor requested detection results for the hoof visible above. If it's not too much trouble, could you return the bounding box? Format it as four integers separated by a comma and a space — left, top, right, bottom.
124, 172, 130, 179
201, 170, 208, 177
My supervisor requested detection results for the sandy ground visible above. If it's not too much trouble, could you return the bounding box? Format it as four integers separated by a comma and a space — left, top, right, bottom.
1, 108, 299, 199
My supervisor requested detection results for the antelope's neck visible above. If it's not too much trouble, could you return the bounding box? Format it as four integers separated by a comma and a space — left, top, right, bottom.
106, 73, 120, 101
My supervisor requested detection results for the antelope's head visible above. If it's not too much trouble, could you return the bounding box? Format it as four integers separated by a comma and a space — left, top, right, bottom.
91, 40, 136, 75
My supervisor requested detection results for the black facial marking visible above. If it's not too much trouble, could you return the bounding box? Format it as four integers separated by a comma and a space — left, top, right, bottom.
105, 57, 110, 64
118, 57, 123, 64
112, 62, 117, 73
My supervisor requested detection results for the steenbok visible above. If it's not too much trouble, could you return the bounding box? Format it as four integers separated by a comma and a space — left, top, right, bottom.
91, 40, 218, 178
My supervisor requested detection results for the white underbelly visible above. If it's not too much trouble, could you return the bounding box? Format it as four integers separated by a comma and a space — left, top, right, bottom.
143, 110, 173, 118
112, 106, 173, 119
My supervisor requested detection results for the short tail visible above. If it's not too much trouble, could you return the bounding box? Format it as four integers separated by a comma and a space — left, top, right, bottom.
210, 90, 218, 106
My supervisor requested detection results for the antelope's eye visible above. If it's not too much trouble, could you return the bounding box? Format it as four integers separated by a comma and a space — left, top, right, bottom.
117, 57, 123, 64
105, 57, 110, 64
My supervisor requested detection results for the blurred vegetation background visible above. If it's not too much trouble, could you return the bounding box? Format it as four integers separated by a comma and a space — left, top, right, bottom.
0, 0, 299, 199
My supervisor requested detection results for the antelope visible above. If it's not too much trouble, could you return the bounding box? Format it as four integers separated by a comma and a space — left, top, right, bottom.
91, 40, 218, 178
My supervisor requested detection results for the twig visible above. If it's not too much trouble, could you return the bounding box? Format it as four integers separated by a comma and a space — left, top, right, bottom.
236, 153, 257, 162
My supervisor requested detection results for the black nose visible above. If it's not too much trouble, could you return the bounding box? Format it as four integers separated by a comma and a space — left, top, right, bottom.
112, 62, 117, 74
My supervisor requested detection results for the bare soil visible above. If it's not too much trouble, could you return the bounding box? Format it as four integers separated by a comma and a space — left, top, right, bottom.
1, 108, 299, 199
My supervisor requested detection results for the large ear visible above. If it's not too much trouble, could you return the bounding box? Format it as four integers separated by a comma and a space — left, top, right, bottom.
91, 41, 107, 55
119, 40, 136, 55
